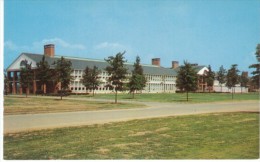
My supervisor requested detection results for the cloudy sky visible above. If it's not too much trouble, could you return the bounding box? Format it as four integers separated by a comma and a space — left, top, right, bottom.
4, 0, 260, 74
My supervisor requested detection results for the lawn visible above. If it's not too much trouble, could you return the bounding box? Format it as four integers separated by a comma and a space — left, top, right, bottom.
4, 112, 259, 159
4, 96, 146, 115
70, 92, 259, 103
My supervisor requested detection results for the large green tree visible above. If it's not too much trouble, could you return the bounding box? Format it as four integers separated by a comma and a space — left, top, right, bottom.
128, 56, 146, 98
216, 65, 227, 92
226, 64, 240, 99
36, 56, 52, 94
105, 52, 128, 103
176, 61, 198, 101
19, 60, 34, 97
81, 66, 101, 96
205, 65, 215, 92
249, 44, 260, 90
54, 57, 73, 100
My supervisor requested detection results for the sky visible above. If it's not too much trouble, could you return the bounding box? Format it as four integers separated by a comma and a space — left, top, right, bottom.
3, 0, 260, 75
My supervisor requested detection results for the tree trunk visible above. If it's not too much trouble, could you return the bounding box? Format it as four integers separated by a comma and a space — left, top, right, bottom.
115, 90, 118, 104
232, 87, 234, 100
93, 89, 95, 97
186, 91, 189, 101
132, 91, 135, 99
43, 83, 46, 94
60, 88, 63, 100
26, 87, 28, 98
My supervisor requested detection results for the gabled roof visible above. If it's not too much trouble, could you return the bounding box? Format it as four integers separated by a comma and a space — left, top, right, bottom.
7, 53, 177, 76
173, 65, 208, 75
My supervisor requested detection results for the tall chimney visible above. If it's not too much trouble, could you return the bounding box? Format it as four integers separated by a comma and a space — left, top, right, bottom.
44, 44, 55, 57
242, 71, 248, 77
152, 58, 160, 66
172, 61, 179, 69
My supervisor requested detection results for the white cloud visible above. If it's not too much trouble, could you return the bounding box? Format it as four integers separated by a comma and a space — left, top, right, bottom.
4, 38, 86, 52
32, 38, 86, 50
4, 41, 18, 51
94, 42, 125, 50
39, 38, 86, 50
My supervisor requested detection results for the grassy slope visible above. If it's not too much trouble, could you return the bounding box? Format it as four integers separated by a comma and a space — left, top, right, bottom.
4, 112, 259, 159
4, 96, 145, 115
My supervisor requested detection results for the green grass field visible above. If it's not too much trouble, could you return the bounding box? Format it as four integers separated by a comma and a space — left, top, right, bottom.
4, 112, 259, 159
70, 92, 259, 103
4, 96, 146, 115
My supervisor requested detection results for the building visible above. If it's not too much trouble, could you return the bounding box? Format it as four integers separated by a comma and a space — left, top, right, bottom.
6, 44, 179, 95
7, 44, 246, 95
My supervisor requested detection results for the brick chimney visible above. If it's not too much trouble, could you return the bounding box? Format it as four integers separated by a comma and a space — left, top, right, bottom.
242, 71, 248, 77
152, 58, 160, 66
172, 61, 179, 69
44, 44, 55, 57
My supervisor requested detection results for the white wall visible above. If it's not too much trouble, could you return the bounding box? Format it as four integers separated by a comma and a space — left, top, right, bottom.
213, 80, 248, 93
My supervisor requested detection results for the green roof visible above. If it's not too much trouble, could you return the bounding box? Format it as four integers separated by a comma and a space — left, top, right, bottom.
20, 53, 177, 76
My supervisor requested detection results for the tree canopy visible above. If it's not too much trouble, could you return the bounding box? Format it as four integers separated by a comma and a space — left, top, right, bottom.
205, 65, 215, 92
176, 61, 198, 101
105, 52, 128, 103
4, 70, 9, 95
36, 56, 52, 94
216, 65, 227, 92
240, 72, 249, 93
19, 59, 34, 97
128, 56, 146, 98
81, 65, 100, 96
54, 56, 73, 99
226, 64, 240, 99
249, 44, 260, 90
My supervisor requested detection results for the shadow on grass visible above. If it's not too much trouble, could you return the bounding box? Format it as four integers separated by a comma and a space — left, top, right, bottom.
171, 97, 195, 102
238, 111, 260, 114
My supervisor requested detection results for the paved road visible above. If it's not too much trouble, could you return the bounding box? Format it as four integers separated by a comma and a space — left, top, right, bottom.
4, 100, 259, 134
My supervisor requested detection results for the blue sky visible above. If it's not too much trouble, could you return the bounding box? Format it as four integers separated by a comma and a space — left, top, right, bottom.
4, 0, 260, 74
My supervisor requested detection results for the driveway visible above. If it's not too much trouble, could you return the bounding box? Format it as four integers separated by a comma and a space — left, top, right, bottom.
4, 100, 259, 134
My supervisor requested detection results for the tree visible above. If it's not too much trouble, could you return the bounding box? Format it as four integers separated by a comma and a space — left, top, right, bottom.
249, 44, 260, 90
19, 59, 34, 97
81, 66, 101, 96
176, 61, 198, 101
54, 57, 73, 100
36, 56, 52, 94
240, 72, 249, 93
4, 70, 9, 95
105, 52, 128, 103
226, 64, 240, 99
216, 65, 227, 92
128, 56, 146, 98
205, 65, 215, 92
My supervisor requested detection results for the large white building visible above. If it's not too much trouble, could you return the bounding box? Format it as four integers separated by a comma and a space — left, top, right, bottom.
6, 44, 179, 94
6, 44, 248, 95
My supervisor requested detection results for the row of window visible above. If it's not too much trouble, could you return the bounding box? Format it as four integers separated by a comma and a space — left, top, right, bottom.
71, 87, 112, 91
72, 70, 176, 82
70, 83, 176, 92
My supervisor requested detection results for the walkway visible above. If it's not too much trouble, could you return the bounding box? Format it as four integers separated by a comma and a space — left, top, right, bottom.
4, 99, 259, 134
